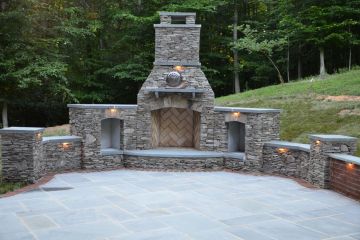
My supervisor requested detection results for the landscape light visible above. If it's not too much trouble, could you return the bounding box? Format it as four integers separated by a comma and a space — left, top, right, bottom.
36, 133, 42, 140
315, 140, 321, 145
277, 147, 289, 154
173, 65, 185, 72
232, 112, 240, 117
62, 142, 70, 149
346, 163, 354, 170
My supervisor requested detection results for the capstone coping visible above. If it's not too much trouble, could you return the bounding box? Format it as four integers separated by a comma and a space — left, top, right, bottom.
67, 104, 138, 109
144, 87, 206, 93
328, 153, 360, 165
309, 134, 357, 142
124, 149, 224, 158
42, 135, 82, 143
214, 106, 281, 113
101, 148, 124, 156
159, 12, 196, 16
0, 127, 45, 134
264, 140, 311, 152
224, 152, 245, 160
154, 24, 201, 28
153, 61, 201, 66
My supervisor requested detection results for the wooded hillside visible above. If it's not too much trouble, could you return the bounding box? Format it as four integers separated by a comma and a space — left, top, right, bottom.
1, 0, 359, 126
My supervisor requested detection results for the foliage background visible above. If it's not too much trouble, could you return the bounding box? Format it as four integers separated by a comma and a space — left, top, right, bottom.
0, 0, 359, 127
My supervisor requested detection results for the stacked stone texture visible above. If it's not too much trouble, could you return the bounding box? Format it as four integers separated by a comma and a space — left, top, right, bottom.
213, 112, 228, 151
0, 129, 43, 183
308, 137, 357, 188
136, 67, 215, 151
262, 146, 310, 178
243, 113, 280, 171
69, 107, 137, 169
154, 26, 200, 65
124, 156, 223, 170
224, 157, 245, 171
42, 140, 82, 172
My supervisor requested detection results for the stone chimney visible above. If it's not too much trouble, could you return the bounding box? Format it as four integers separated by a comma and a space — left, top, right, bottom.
154, 12, 201, 66
136, 12, 215, 150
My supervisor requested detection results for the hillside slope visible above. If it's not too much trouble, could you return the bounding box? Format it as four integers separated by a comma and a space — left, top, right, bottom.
216, 69, 360, 156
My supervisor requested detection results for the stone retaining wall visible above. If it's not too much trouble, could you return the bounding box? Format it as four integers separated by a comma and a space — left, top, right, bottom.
308, 135, 357, 188
262, 145, 310, 179
42, 136, 82, 172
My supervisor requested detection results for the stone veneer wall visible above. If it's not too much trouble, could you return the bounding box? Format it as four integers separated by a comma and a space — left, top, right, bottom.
42, 137, 82, 172
0, 128, 44, 183
154, 13, 200, 66
329, 155, 360, 200
243, 112, 280, 170
214, 109, 281, 171
123, 156, 223, 170
68, 105, 137, 169
262, 144, 310, 178
154, 25, 200, 65
308, 135, 357, 188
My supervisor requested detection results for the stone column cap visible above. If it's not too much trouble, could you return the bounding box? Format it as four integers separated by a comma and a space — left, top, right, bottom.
0, 127, 45, 134
309, 134, 357, 142
154, 24, 201, 28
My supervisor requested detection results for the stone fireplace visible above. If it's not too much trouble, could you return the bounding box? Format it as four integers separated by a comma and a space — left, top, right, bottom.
136, 12, 215, 151
65, 11, 281, 171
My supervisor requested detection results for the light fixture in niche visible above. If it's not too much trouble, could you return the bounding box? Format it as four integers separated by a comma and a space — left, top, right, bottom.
277, 147, 289, 154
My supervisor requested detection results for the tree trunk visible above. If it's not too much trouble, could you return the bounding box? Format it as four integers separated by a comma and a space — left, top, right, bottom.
266, 55, 284, 84
2, 102, 8, 128
233, 0, 240, 93
348, 47, 352, 71
137, 0, 142, 13
319, 47, 327, 77
287, 36, 290, 82
297, 44, 302, 79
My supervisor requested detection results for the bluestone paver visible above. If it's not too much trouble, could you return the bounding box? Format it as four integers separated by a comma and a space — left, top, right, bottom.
0, 170, 359, 240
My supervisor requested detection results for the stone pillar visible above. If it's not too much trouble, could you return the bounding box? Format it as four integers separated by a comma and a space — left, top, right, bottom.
308, 134, 357, 188
0, 127, 44, 183
245, 112, 280, 171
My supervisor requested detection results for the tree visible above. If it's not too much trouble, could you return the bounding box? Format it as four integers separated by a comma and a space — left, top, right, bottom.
235, 25, 286, 84
233, 0, 240, 93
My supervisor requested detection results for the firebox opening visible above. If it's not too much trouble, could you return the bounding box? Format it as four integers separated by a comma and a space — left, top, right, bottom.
151, 108, 200, 149
101, 118, 123, 153
227, 121, 245, 152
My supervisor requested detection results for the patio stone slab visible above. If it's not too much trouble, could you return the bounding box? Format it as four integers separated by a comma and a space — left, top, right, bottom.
1, 170, 359, 240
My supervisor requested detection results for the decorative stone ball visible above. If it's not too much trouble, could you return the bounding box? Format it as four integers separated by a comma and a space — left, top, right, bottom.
166, 71, 182, 87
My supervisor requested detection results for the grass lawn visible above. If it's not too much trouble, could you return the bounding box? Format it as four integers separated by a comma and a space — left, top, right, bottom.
216, 69, 360, 156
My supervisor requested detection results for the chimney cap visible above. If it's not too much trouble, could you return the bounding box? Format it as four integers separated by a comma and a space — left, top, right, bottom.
159, 12, 196, 17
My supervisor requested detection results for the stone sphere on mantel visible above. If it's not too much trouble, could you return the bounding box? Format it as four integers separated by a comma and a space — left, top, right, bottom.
166, 71, 183, 87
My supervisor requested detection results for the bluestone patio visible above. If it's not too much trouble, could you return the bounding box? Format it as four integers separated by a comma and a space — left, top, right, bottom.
1, 170, 359, 240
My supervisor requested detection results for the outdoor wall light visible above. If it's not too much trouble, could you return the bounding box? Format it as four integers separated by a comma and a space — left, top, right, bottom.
173, 65, 185, 72
62, 142, 70, 149
110, 108, 117, 114
36, 133, 42, 141
346, 163, 355, 170
232, 112, 240, 117
315, 140, 321, 145
277, 147, 289, 154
